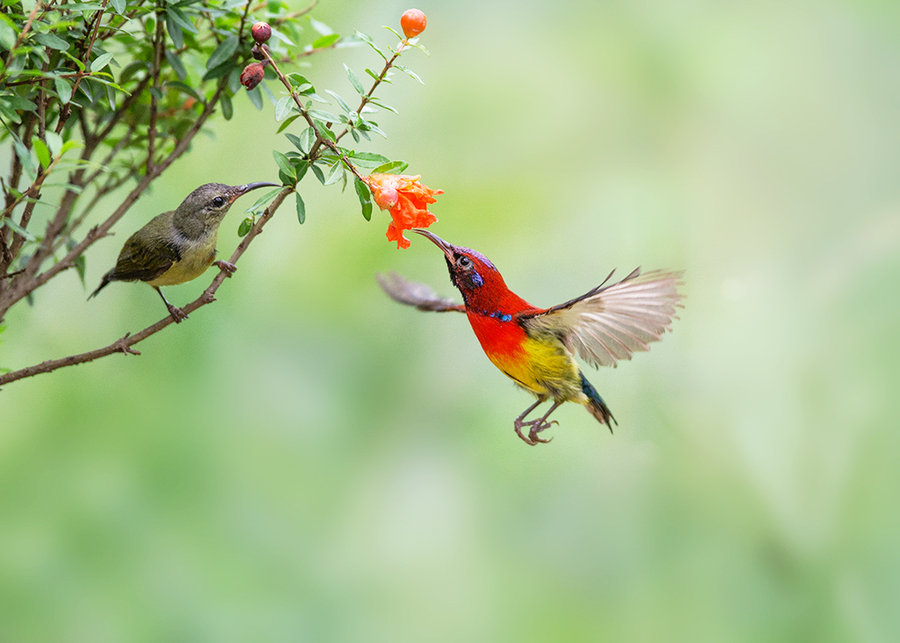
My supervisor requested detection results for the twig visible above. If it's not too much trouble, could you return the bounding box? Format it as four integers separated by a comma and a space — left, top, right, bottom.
0, 187, 292, 387
260, 47, 365, 182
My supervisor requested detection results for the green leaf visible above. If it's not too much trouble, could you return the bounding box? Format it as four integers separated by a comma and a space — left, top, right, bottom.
1, 217, 35, 241
54, 77, 72, 104
354, 178, 372, 221
0, 15, 16, 51
371, 160, 408, 174
110, 0, 125, 14
285, 132, 305, 154
324, 89, 352, 114
33, 32, 69, 51
292, 159, 309, 182
274, 95, 294, 121
167, 7, 197, 34
349, 151, 391, 167
221, 92, 233, 120
308, 108, 340, 123
273, 150, 296, 182
32, 136, 51, 169
395, 64, 424, 84
355, 31, 386, 61
247, 86, 263, 110
202, 59, 234, 81
90, 52, 115, 73
344, 64, 365, 96
74, 253, 87, 286
238, 215, 254, 236
295, 192, 306, 224
45, 131, 63, 157
246, 188, 281, 214
165, 13, 183, 49
311, 33, 340, 49
310, 163, 326, 184
165, 49, 187, 80
206, 34, 238, 70
275, 113, 301, 134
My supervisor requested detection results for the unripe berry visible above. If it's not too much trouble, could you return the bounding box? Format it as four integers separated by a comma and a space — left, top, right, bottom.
240, 62, 266, 90
400, 9, 427, 39
251, 22, 271, 44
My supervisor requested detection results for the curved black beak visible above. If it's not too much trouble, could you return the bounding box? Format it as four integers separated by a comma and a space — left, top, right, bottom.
412, 228, 455, 260
229, 181, 280, 203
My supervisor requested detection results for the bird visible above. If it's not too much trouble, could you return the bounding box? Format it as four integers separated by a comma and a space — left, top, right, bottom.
90, 181, 278, 322
377, 229, 683, 445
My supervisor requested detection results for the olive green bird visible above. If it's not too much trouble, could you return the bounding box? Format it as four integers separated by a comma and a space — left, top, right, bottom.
90, 181, 277, 322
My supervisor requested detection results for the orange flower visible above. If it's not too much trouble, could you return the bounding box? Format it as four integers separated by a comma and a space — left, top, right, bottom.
365, 173, 443, 249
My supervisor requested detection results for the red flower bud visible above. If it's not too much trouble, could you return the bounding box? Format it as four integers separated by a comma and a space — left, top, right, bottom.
240, 62, 266, 90
400, 9, 427, 39
251, 22, 272, 44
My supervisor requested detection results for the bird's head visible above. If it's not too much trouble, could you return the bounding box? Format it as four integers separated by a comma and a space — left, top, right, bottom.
413, 229, 517, 309
175, 181, 279, 229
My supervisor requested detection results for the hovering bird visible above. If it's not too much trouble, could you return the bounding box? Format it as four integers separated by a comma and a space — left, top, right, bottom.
378, 229, 683, 445
90, 181, 277, 322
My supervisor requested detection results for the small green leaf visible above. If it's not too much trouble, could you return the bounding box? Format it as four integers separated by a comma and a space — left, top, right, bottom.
1, 217, 35, 241
344, 64, 365, 96
310, 163, 326, 184
246, 188, 281, 214
54, 77, 72, 104
110, 0, 125, 14
349, 151, 391, 167
45, 131, 63, 157
32, 137, 51, 168
285, 132, 305, 153
0, 16, 17, 51
165, 49, 187, 80
292, 159, 309, 182
274, 96, 294, 121
275, 113, 301, 134
221, 92, 233, 120
355, 31, 386, 61
371, 160, 408, 174
273, 150, 296, 182
206, 34, 238, 70
295, 192, 306, 224
247, 86, 263, 110
74, 253, 87, 286
311, 33, 340, 49
395, 64, 424, 84
33, 32, 69, 51
90, 52, 115, 73
354, 178, 373, 221
324, 89, 352, 114
238, 215, 254, 237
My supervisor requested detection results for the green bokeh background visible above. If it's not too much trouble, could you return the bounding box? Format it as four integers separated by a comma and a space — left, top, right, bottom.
3, 1, 900, 641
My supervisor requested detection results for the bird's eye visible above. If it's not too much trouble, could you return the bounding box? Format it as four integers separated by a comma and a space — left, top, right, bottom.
212, 196, 226, 208
457, 256, 473, 269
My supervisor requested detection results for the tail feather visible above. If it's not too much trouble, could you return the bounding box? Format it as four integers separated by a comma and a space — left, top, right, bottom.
88, 272, 112, 300
580, 372, 617, 433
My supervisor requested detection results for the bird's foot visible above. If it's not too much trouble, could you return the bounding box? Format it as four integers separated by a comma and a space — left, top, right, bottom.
214, 260, 237, 277
166, 304, 188, 323
514, 417, 557, 445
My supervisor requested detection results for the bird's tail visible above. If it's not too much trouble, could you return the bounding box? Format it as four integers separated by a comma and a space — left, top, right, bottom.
580, 372, 617, 433
88, 272, 112, 300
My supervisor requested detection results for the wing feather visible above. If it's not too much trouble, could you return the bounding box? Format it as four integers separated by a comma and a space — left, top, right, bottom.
376, 272, 465, 313
521, 268, 683, 368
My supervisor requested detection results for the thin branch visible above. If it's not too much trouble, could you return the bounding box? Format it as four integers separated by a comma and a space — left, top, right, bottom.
260, 47, 364, 182
146, 3, 165, 173
0, 187, 292, 387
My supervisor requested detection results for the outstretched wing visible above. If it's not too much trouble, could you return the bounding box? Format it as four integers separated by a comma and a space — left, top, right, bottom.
521, 268, 683, 368
376, 272, 465, 313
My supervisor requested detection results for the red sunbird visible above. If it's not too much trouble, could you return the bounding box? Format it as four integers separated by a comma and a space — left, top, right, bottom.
378, 229, 683, 445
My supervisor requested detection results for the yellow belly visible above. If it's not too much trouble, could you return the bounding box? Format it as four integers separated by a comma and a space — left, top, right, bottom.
147, 244, 216, 287
488, 336, 584, 401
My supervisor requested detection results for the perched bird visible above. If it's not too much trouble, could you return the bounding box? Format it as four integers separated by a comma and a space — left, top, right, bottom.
90, 181, 277, 322
378, 229, 683, 445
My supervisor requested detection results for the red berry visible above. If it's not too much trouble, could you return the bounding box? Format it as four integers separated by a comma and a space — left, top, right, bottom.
240, 62, 266, 90
251, 22, 271, 44
400, 9, 427, 39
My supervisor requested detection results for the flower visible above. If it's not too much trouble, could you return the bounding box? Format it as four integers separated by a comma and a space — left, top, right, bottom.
365, 173, 443, 249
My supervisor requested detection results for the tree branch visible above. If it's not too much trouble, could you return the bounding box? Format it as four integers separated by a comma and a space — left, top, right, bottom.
0, 187, 292, 387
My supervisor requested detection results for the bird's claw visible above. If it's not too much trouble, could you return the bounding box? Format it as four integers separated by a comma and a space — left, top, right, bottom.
514, 418, 557, 446
214, 260, 237, 277
167, 304, 188, 323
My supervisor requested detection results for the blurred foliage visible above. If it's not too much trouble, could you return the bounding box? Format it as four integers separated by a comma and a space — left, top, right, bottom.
1, 0, 900, 642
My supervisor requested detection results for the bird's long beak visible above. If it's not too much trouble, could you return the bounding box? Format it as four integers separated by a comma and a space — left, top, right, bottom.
229, 181, 280, 203
412, 228, 455, 260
